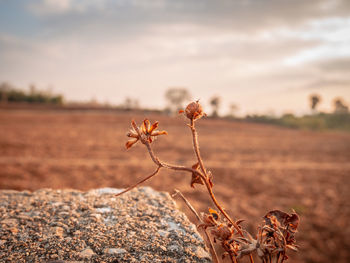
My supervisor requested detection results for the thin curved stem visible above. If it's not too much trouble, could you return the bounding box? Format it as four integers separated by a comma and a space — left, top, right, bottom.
172, 189, 219, 263
115, 166, 161, 197
190, 119, 208, 177
230, 252, 238, 263
189, 118, 254, 263
188, 119, 243, 235
204, 180, 243, 236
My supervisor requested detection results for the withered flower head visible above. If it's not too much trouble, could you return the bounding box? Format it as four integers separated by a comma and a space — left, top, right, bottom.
199, 208, 220, 229
126, 119, 167, 149
264, 210, 300, 234
209, 208, 219, 221
179, 101, 206, 121
261, 209, 300, 257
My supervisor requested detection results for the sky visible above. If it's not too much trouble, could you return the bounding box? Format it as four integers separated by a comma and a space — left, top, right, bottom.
0, 0, 350, 116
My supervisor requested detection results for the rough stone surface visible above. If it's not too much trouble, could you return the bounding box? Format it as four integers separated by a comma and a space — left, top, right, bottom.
0, 187, 211, 262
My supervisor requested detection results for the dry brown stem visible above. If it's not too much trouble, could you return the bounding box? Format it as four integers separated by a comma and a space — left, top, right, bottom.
132, 118, 245, 236
115, 166, 161, 197
172, 189, 219, 263
119, 102, 299, 263
189, 118, 207, 177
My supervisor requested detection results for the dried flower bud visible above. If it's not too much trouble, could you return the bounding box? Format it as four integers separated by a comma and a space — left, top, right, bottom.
211, 224, 233, 240
183, 101, 205, 120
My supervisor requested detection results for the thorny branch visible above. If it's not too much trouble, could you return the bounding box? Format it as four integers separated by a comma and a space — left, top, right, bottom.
119, 101, 300, 263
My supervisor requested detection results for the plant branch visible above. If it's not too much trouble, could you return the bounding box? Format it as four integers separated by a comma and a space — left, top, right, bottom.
115, 166, 161, 197
189, 119, 254, 263
205, 182, 243, 236
190, 119, 208, 177
132, 120, 244, 236
188, 119, 246, 236
172, 189, 219, 263
129, 119, 254, 263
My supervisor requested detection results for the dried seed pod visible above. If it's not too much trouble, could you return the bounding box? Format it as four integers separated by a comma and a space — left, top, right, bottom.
184, 101, 205, 120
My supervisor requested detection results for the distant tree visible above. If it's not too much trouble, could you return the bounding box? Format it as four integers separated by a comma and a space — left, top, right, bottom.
333, 97, 349, 114
165, 88, 191, 113
309, 94, 321, 113
122, 97, 140, 111
229, 103, 239, 117
50, 95, 64, 105
29, 84, 36, 95
209, 96, 221, 117
0, 82, 12, 103
0, 82, 12, 92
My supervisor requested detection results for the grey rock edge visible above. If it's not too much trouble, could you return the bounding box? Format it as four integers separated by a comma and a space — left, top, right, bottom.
0, 187, 212, 263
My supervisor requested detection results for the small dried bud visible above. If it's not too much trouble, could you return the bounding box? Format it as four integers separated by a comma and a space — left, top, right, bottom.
211, 225, 233, 240
184, 101, 205, 120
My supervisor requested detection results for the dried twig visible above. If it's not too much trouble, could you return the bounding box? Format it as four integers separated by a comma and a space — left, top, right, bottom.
172, 189, 219, 263
115, 166, 161, 197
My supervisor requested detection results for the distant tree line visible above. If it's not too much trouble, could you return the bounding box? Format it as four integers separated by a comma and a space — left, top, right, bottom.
245, 112, 350, 131
245, 94, 350, 131
164, 88, 349, 131
0, 82, 64, 105
309, 94, 349, 114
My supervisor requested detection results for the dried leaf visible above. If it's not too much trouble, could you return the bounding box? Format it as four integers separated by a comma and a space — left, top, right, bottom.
190, 162, 204, 188
151, 130, 168, 136
286, 244, 298, 252
264, 210, 299, 231
148, 121, 159, 133
125, 139, 138, 149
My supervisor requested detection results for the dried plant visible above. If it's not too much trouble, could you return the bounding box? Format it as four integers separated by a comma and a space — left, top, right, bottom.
116, 101, 300, 263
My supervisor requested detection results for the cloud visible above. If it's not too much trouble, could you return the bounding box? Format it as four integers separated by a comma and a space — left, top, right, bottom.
26, 0, 350, 33
300, 57, 350, 91
305, 79, 350, 90
28, 0, 107, 15
1, 0, 350, 114
314, 57, 350, 72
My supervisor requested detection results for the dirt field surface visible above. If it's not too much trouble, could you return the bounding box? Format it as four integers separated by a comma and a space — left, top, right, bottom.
1, 109, 349, 263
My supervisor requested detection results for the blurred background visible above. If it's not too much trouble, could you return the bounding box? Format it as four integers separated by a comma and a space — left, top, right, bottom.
0, 0, 350, 262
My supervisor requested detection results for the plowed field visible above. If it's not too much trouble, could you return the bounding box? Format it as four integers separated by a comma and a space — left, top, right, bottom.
1, 109, 349, 262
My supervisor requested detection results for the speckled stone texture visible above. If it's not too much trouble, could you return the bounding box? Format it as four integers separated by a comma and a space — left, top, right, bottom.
0, 187, 211, 263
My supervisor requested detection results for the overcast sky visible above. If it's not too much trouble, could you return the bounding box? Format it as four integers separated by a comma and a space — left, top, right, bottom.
0, 0, 350, 115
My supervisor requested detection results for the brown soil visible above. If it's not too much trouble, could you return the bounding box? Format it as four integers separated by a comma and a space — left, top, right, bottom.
0, 109, 349, 262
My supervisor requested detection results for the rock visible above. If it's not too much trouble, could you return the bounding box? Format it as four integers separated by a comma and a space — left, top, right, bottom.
167, 244, 182, 253
1, 218, 18, 226
54, 227, 64, 238
10, 227, 18, 234
0, 187, 211, 262
159, 245, 167, 251
79, 247, 95, 259
194, 247, 211, 259
158, 229, 169, 237
104, 248, 127, 255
